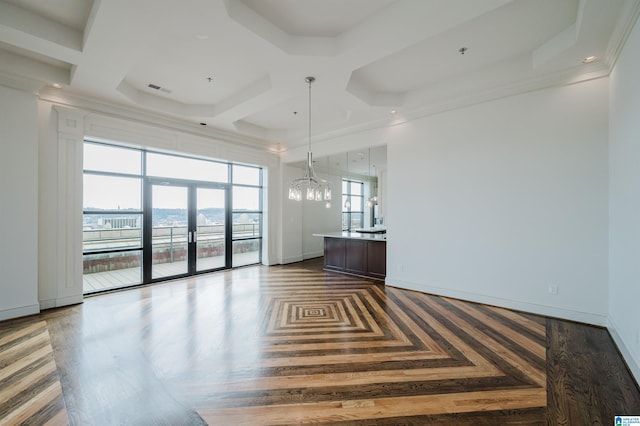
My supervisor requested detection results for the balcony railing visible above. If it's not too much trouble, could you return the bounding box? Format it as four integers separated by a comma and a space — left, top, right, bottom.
82, 223, 261, 290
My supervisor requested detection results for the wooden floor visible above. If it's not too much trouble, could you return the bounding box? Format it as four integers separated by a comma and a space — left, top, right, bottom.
1, 258, 639, 425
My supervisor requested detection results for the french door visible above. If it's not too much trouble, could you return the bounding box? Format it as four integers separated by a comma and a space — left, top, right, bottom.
144, 179, 230, 282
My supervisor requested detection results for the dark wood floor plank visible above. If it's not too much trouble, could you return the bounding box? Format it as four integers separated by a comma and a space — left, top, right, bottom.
546, 319, 640, 425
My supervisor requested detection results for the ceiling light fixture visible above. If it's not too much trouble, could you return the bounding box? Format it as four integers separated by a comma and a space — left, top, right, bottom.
581, 55, 598, 64
288, 76, 331, 206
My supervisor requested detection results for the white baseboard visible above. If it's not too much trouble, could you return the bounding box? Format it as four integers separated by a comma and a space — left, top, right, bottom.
385, 276, 608, 326
0, 303, 40, 321
303, 251, 323, 260
607, 317, 640, 386
281, 255, 304, 265
280, 252, 323, 265
39, 295, 83, 311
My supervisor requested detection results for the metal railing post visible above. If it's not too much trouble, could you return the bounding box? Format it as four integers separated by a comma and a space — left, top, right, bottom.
169, 226, 174, 263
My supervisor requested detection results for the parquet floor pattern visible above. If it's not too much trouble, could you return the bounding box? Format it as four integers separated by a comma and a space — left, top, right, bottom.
3, 260, 639, 424
0, 321, 68, 425
178, 267, 548, 424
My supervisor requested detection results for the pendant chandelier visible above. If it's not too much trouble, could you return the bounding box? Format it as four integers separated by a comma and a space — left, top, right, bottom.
288, 76, 331, 206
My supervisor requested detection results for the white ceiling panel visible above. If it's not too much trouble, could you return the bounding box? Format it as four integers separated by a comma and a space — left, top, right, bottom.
0, 0, 636, 154
239, 0, 397, 37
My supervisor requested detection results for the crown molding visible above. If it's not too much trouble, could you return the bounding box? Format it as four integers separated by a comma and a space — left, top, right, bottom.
605, 0, 640, 72
38, 87, 275, 154
0, 71, 44, 94
283, 60, 611, 158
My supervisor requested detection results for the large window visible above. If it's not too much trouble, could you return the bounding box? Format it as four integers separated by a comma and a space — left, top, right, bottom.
342, 179, 364, 231
82, 141, 263, 294
83, 143, 143, 292
232, 164, 262, 267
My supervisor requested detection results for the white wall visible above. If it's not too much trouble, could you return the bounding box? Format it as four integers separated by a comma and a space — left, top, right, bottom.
281, 164, 304, 264
386, 78, 610, 324
301, 170, 342, 259
281, 163, 342, 263
0, 85, 39, 320
609, 14, 640, 381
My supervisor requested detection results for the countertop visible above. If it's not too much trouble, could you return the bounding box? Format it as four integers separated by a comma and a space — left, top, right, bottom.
313, 231, 387, 242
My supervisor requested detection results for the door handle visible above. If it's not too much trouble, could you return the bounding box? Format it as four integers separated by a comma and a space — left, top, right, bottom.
188, 231, 192, 243
193, 231, 197, 243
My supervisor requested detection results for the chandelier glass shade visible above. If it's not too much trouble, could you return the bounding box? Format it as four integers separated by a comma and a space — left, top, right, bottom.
288, 151, 332, 202
288, 76, 331, 206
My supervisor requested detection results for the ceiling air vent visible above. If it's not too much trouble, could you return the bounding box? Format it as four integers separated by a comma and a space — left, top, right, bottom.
147, 83, 172, 94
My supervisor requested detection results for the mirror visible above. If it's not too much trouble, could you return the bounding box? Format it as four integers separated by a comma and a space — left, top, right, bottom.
290, 145, 387, 227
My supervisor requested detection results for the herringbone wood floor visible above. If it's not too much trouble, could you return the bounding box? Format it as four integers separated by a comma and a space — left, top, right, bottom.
1, 258, 639, 425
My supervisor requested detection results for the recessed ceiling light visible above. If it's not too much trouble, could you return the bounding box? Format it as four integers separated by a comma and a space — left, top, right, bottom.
49, 83, 62, 89
389, 110, 397, 115
582, 56, 598, 64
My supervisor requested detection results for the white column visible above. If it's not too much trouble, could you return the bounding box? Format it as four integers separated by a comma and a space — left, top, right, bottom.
39, 106, 85, 309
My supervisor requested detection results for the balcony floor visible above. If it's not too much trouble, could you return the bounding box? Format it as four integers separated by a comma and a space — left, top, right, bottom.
83, 253, 257, 293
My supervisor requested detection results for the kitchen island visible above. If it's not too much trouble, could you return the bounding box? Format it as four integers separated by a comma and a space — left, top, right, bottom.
313, 231, 386, 281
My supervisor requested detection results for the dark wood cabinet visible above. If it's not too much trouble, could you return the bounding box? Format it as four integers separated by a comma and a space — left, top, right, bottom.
366, 241, 386, 279
345, 239, 367, 274
324, 237, 345, 269
323, 237, 386, 280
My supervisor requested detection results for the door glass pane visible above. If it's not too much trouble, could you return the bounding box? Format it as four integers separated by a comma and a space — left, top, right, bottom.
147, 152, 228, 183
84, 175, 141, 210
196, 188, 226, 272
152, 185, 188, 279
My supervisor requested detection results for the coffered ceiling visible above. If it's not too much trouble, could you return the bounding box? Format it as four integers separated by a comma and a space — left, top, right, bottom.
0, 0, 638, 154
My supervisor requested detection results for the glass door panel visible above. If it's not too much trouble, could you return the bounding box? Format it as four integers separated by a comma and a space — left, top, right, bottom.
196, 188, 226, 272
151, 185, 189, 279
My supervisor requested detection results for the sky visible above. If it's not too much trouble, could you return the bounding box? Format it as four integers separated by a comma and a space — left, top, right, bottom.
83, 142, 260, 211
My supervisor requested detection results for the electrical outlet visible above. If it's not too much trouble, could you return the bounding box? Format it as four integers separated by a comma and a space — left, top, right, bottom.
548, 284, 559, 295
